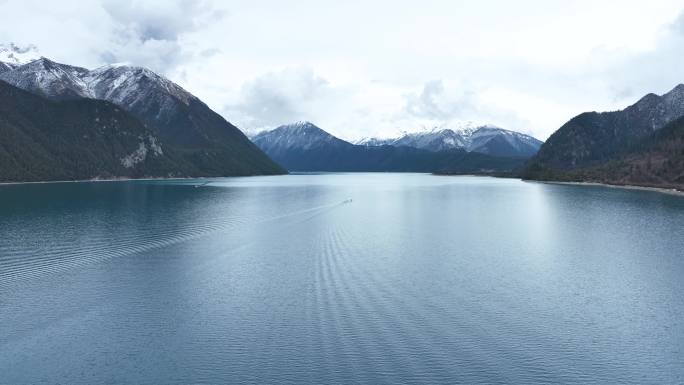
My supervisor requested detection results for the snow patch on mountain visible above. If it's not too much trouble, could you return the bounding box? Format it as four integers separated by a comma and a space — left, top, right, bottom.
0, 58, 91, 99
0, 57, 197, 107
356, 124, 543, 157
87, 64, 195, 106
468, 126, 542, 153
355, 137, 395, 147
252, 121, 352, 152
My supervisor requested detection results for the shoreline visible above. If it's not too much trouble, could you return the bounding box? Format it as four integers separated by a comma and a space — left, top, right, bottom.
0, 174, 285, 186
2, 174, 683, 197
0, 176, 201, 186
531, 180, 684, 197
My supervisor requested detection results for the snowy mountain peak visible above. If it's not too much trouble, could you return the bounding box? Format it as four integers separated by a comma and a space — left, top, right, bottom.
87, 63, 196, 106
97, 62, 133, 69
19, 57, 89, 75
275, 121, 331, 137
354, 136, 395, 147
25, 56, 55, 66
0, 57, 90, 99
0, 56, 196, 106
280, 121, 319, 131
252, 122, 351, 152
356, 125, 543, 158
386, 128, 469, 151
0, 43, 41, 66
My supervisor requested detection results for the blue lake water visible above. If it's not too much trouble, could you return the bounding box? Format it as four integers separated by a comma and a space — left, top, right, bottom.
1, 173, 683, 384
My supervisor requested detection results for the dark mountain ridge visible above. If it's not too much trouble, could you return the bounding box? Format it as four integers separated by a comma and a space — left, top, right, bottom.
523, 84, 684, 190
0, 58, 285, 177
0, 80, 193, 182
527, 84, 684, 171
526, 116, 684, 190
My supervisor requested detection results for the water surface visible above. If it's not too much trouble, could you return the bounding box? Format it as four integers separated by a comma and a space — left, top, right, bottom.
1, 174, 683, 384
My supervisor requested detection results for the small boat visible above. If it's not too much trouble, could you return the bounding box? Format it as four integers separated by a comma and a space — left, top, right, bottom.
194, 181, 210, 188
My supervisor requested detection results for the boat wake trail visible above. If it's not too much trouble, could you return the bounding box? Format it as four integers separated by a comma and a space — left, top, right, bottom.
0, 199, 351, 292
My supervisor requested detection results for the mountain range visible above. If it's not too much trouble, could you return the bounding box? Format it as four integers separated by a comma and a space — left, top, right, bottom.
0, 56, 284, 181
356, 125, 543, 158
523, 84, 684, 189
2, 46, 681, 188
251, 121, 528, 173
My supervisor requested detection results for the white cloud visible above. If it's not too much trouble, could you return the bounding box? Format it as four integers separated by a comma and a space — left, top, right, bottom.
224, 68, 338, 132
2, 0, 684, 141
597, 13, 684, 101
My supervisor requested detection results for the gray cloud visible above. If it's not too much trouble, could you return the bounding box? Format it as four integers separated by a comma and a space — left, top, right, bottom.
225, 68, 335, 132
97, 0, 224, 72
5, 42, 37, 54
0, 42, 39, 64
402, 80, 476, 121
102, 0, 222, 40
396, 80, 532, 134
599, 11, 684, 103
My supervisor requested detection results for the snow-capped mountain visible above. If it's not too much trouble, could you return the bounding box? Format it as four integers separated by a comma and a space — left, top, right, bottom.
0, 58, 91, 99
356, 126, 543, 158
467, 126, 543, 158
86, 63, 195, 105
354, 137, 395, 147
0, 56, 284, 176
250, 121, 527, 172
0, 58, 196, 109
391, 128, 474, 152
251, 121, 353, 155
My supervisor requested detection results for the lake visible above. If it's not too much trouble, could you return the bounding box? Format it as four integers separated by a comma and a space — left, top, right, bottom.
1, 174, 683, 384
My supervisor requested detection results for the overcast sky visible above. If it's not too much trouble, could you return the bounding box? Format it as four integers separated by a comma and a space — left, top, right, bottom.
2, 0, 684, 140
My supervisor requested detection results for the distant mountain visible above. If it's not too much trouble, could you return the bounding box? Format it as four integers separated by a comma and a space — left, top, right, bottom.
525, 84, 684, 176
388, 128, 473, 152
0, 80, 191, 182
252, 121, 353, 155
467, 126, 543, 158
252, 122, 525, 173
0, 57, 284, 177
354, 137, 394, 147
356, 126, 542, 158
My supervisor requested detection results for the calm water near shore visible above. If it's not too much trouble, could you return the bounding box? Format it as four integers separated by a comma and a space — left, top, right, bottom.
1, 173, 683, 384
